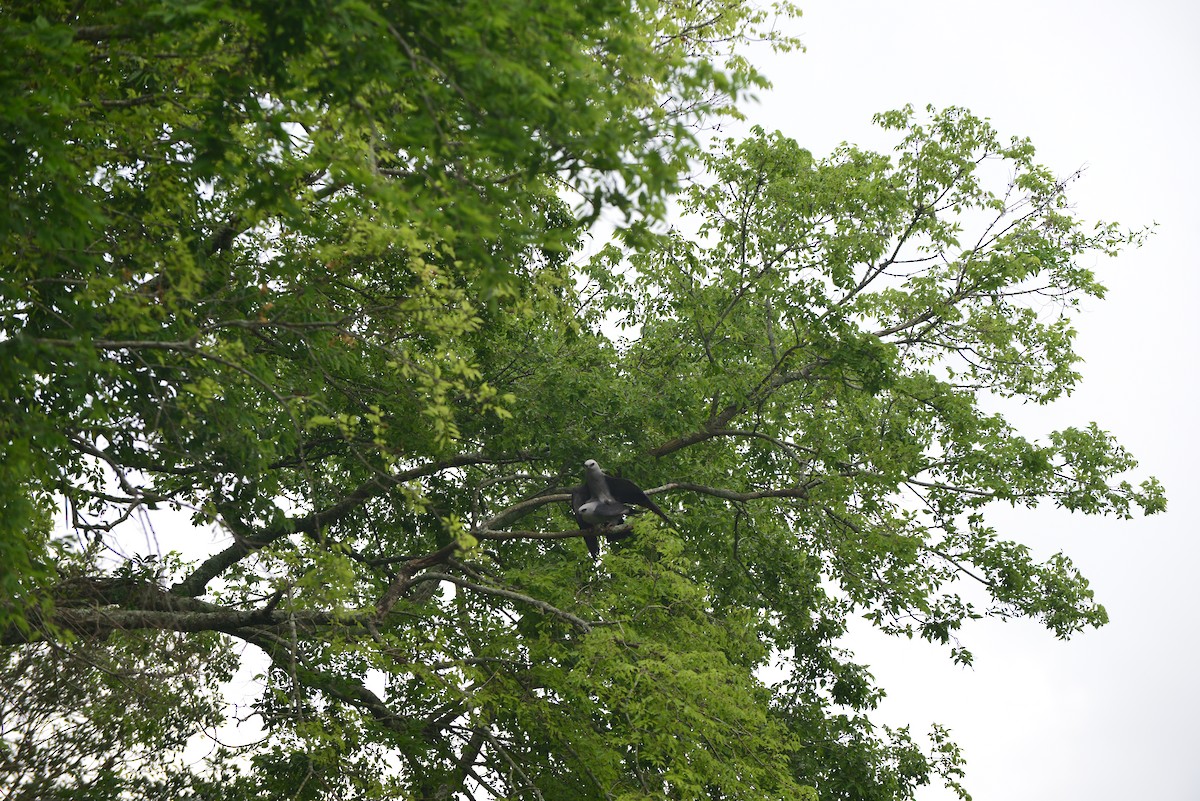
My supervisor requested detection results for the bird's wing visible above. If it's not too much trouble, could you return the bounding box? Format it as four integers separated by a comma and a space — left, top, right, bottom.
569, 484, 592, 529
570, 484, 601, 559
606, 476, 675, 528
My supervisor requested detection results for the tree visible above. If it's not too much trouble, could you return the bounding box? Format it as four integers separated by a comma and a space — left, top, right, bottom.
0, 2, 1162, 800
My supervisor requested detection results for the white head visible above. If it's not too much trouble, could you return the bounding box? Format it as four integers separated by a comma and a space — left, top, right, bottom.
583, 459, 599, 471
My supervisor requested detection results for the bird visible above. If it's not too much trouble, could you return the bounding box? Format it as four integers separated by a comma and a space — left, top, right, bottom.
570, 459, 675, 559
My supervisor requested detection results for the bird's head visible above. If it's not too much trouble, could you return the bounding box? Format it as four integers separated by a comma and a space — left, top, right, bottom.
583, 459, 600, 472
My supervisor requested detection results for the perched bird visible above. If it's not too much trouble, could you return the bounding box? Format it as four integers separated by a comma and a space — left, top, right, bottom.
570, 459, 675, 558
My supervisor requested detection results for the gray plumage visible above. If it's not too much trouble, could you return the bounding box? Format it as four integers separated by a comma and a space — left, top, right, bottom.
570, 459, 674, 558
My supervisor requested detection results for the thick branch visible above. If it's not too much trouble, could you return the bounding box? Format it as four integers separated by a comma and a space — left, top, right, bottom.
477, 480, 816, 544
172, 453, 505, 597
2, 599, 352, 647
481, 491, 573, 530
376, 542, 461, 617
656, 481, 814, 502
647, 403, 742, 457
19, 577, 378, 646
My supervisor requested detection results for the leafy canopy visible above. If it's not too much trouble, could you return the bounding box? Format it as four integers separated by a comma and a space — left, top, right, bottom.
0, 2, 1161, 801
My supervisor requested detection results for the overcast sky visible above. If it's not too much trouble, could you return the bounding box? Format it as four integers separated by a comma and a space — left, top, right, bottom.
740, 2, 1199, 798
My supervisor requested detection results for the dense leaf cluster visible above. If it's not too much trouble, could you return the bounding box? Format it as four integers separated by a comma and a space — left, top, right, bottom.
1, 2, 1160, 800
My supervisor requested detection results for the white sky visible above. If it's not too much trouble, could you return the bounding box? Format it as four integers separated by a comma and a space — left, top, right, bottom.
741, 2, 1200, 798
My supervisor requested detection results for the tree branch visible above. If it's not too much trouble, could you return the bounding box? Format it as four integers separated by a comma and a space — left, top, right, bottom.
416, 573, 594, 632
1, 587, 355, 647
172, 453, 508, 597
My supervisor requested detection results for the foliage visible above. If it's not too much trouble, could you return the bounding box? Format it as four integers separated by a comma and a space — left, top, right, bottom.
0, 2, 1161, 800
